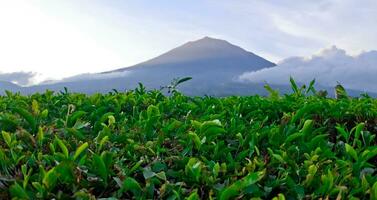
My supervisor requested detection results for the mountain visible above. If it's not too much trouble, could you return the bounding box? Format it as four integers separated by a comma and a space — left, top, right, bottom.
25, 37, 277, 95
0, 81, 22, 95
3, 37, 373, 97
108, 36, 275, 73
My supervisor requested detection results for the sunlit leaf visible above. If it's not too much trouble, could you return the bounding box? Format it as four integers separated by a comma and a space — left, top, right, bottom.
73, 142, 89, 161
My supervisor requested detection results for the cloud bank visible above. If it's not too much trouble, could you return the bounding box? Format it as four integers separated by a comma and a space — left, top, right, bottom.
42, 71, 131, 85
239, 46, 377, 92
0, 71, 37, 86
2, 0, 377, 80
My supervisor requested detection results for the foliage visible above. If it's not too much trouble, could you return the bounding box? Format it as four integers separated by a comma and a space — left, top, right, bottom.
161, 77, 192, 94
0, 81, 377, 199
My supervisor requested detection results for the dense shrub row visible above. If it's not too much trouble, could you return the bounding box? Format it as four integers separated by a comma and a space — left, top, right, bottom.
1, 82, 377, 199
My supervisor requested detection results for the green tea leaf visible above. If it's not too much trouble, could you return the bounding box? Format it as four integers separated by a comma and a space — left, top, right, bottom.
272, 193, 286, 200
156, 171, 167, 181
200, 120, 225, 138
188, 131, 202, 149
32, 100, 40, 115
143, 167, 156, 180
121, 177, 142, 197
301, 119, 313, 136
56, 137, 69, 158
220, 170, 265, 200
186, 190, 200, 200
10, 182, 30, 199
73, 142, 89, 161
43, 167, 57, 189
36, 127, 44, 146
12, 107, 37, 133
93, 154, 108, 184
353, 122, 365, 146
371, 181, 377, 200
1, 131, 12, 147
345, 143, 358, 161
185, 158, 202, 183
128, 160, 144, 175
336, 125, 349, 142
285, 132, 303, 143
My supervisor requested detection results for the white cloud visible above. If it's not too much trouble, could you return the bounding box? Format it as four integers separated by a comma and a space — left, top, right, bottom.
217, 0, 377, 59
239, 46, 377, 92
42, 71, 131, 84
0, 1, 207, 82
0, 71, 37, 86
1, 0, 377, 83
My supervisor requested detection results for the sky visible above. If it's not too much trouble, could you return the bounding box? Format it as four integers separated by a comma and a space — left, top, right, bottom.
0, 0, 377, 85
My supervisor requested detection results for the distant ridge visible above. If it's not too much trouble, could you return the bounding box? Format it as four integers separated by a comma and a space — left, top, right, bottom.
0, 81, 21, 93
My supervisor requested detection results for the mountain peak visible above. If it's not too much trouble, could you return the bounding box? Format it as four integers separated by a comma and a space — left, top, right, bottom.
160, 36, 257, 60
203, 36, 212, 39
197, 36, 225, 42
185, 36, 231, 48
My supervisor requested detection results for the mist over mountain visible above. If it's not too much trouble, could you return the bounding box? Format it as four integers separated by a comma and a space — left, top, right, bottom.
239, 46, 377, 93
1, 37, 376, 97
16, 37, 277, 96
0, 71, 36, 86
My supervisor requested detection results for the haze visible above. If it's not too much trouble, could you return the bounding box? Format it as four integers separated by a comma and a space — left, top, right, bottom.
1, 0, 377, 84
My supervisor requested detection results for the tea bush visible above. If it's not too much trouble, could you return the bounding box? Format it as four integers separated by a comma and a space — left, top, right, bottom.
1, 82, 377, 199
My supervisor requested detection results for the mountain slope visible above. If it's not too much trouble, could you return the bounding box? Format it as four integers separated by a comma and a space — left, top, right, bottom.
0, 81, 22, 95
29, 37, 276, 95
109, 36, 275, 73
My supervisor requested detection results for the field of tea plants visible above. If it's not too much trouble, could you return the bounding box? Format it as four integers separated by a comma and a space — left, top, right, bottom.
1, 82, 377, 199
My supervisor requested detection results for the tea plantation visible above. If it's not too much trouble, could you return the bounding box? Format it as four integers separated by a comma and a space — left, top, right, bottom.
1, 82, 377, 199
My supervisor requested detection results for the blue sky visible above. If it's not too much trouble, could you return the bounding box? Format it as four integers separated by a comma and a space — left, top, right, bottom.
0, 0, 376, 83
